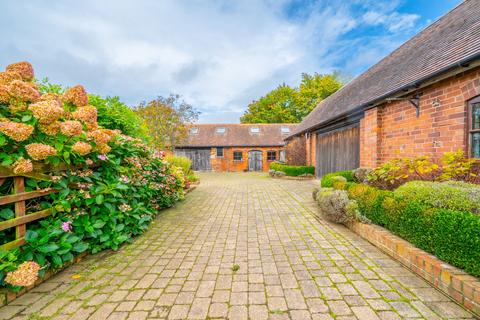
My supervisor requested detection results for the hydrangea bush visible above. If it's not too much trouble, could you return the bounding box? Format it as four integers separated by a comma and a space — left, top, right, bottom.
0, 62, 185, 290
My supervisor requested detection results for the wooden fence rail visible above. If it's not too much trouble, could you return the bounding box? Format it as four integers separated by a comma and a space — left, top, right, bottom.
0, 165, 68, 251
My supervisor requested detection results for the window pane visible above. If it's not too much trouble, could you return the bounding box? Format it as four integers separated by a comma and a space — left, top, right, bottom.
267, 151, 276, 161
216, 127, 226, 134
233, 151, 242, 160
189, 128, 198, 134
250, 127, 260, 133
472, 132, 480, 158
281, 127, 290, 134
473, 103, 480, 130
217, 147, 224, 157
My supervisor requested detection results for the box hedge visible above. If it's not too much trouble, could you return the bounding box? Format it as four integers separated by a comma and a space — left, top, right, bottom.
321, 170, 354, 188
269, 162, 315, 176
347, 182, 480, 277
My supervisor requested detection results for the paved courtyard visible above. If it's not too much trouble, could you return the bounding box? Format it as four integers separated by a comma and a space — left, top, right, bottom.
0, 172, 475, 320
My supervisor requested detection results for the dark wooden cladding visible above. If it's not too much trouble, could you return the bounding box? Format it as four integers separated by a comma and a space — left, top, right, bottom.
175, 149, 211, 171
316, 125, 360, 177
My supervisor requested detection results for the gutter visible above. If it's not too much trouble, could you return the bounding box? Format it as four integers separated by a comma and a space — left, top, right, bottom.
287, 51, 480, 139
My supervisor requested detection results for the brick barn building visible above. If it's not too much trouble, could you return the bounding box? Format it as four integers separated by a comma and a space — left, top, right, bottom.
287, 0, 480, 177
175, 124, 296, 172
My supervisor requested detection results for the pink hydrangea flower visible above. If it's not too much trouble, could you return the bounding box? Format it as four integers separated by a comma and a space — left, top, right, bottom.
98, 154, 108, 161
120, 175, 130, 183
61, 221, 72, 232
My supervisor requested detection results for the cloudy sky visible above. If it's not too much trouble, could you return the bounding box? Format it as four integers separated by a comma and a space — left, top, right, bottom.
0, 0, 462, 123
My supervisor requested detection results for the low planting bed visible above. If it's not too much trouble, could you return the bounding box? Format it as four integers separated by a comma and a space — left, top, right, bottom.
269, 162, 315, 178
314, 152, 480, 315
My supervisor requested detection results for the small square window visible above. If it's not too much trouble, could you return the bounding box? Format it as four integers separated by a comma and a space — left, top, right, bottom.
216, 147, 224, 157
233, 151, 242, 161
281, 127, 290, 134
216, 127, 226, 134
189, 127, 199, 135
267, 151, 276, 161
250, 127, 260, 134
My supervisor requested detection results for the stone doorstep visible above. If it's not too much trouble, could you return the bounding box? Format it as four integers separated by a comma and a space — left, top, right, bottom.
0, 252, 89, 307
347, 221, 480, 317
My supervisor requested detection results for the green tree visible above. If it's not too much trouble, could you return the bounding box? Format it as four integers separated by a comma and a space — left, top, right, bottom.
240, 72, 343, 123
135, 94, 200, 150
88, 95, 149, 141
240, 85, 297, 123
293, 72, 343, 119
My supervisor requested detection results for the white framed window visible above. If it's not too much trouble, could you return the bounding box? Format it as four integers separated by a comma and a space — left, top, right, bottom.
250, 127, 260, 134
281, 127, 290, 134
216, 127, 226, 134
216, 147, 224, 157
189, 127, 199, 135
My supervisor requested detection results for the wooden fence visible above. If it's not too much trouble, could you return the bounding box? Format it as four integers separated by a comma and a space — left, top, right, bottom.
0, 164, 69, 251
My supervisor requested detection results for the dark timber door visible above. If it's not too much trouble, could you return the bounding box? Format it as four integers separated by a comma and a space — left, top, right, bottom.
316, 125, 360, 177
175, 149, 211, 171
248, 151, 263, 171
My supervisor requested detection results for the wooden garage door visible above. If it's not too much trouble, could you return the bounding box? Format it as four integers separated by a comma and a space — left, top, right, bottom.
316, 125, 360, 177
175, 149, 211, 171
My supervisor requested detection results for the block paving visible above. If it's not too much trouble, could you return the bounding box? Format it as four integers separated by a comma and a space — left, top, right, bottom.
0, 172, 475, 319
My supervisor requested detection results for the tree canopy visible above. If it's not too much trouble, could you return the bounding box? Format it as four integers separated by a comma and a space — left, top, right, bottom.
240, 72, 343, 123
135, 94, 200, 151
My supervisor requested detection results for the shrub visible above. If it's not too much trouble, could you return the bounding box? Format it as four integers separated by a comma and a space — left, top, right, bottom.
320, 170, 354, 188
395, 180, 480, 215
0, 61, 185, 290
331, 176, 347, 190
348, 182, 480, 277
165, 155, 192, 175
366, 150, 480, 190
269, 162, 315, 176
316, 188, 363, 224
352, 167, 372, 183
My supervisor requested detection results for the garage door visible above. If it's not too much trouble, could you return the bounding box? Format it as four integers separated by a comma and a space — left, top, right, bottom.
316, 125, 359, 177
175, 149, 211, 171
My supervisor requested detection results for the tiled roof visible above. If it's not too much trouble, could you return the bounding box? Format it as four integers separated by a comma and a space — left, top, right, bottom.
291, 0, 480, 136
177, 124, 297, 147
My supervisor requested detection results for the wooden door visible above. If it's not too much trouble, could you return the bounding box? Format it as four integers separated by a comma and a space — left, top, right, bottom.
175, 149, 211, 171
316, 125, 359, 177
248, 151, 263, 171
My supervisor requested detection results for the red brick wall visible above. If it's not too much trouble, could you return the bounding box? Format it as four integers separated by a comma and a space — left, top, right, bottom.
305, 133, 317, 166
210, 146, 286, 172
360, 66, 480, 167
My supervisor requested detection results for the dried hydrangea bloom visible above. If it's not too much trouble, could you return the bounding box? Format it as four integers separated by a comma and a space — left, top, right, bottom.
12, 157, 33, 174
97, 143, 111, 154
28, 100, 64, 124
8, 80, 40, 103
60, 120, 83, 137
87, 130, 111, 144
39, 121, 61, 136
85, 159, 94, 166
85, 121, 98, 131
63, 85, 88, 107
4, 261, 41, 287
0, 121, 34, 141
6, 61, 35, 82
72, 141, 92, 155
0, 85, 9, 103
0, 71, 22, 85
72, 105, 97, 124
25, 143, 57, 160
39, 92, 63, 105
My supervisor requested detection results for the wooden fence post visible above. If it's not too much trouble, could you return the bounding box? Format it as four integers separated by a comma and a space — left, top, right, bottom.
13, 176, 26, 240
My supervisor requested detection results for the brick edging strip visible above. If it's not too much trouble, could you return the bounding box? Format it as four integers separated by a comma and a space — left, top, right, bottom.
347, 221, 480, 316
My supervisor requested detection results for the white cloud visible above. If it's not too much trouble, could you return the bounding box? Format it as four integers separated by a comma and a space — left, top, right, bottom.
0, 0, 422, 123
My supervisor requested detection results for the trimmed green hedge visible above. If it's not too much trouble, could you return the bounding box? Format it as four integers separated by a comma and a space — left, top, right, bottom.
395, 181, 480, 214
347, 182, 480, 277
321, 170, 354, 188
269, 162, 315, 176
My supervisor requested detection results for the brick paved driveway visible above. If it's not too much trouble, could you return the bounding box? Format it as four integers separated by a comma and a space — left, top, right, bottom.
0, 173, 475, 320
